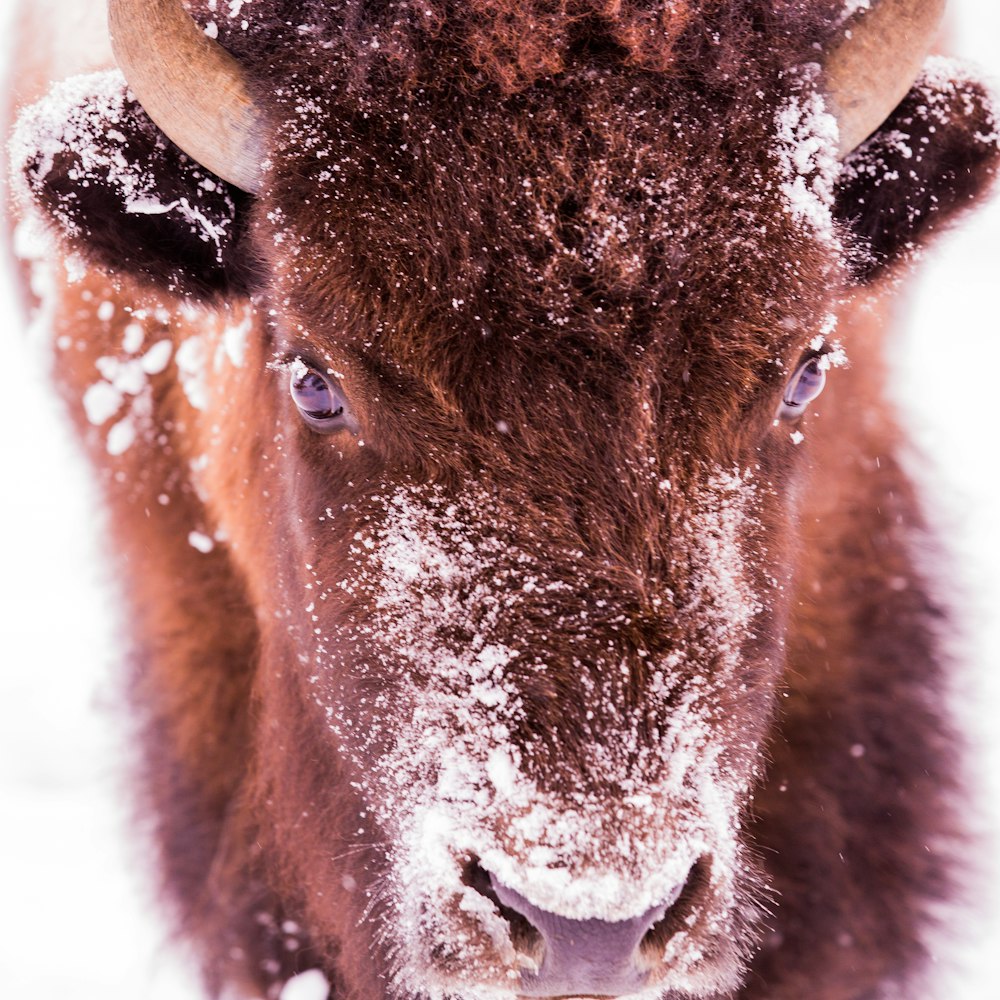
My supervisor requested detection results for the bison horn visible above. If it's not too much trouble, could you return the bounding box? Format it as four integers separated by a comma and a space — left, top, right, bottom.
107, 0, 265, 193
824, 0, 946, 157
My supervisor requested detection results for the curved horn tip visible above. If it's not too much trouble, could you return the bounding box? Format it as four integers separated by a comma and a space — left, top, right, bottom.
107, 0, 264, 192
825, 0, 947, 157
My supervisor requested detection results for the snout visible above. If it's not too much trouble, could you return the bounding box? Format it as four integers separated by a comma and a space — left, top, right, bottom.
396, 796, 748, 998
464, 860, 706, 997
489, 873, 681, 996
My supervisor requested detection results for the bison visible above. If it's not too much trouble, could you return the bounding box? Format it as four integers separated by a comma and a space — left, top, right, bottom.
6, 0, 1000, 998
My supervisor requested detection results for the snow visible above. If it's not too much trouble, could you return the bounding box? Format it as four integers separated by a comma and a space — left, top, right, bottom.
142, 339, 174, 376
106, 414, 137, 456
684, 470, 762, 676
9, 69, 236, 262
188, 530, 216, 554
1, 1, 998, 998
773, 85, 841, 244
82, 378, 123, 425
175, 335, 210, 411
279, 970, 331, 1000
123, 320, 145, 353
74, 344, 160, 454
835, 0, 873, 27
223, 312, 253, 368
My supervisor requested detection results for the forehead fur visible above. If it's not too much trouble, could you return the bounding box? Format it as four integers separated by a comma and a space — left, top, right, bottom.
206, 1, 846, 89
205, 1, 845, 419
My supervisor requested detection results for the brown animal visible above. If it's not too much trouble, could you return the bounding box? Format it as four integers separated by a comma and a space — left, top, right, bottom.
6, 1, 999, 998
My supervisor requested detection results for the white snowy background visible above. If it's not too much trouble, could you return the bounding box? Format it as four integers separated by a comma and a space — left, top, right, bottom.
0, 2, 997, 998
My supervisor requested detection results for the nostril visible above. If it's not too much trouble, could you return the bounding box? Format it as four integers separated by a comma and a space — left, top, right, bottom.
477, 865, 698, 997
460, 856, 708, 995
639, 856, 710, 958
462, 858, 545, 967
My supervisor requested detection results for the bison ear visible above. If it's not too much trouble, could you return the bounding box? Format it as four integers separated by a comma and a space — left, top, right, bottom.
834, 58, 1000, 284
11, 71, 259, 299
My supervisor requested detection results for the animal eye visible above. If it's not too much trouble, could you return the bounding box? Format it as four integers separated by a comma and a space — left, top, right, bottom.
778, 354, 826, 421
289, 362, 355, 433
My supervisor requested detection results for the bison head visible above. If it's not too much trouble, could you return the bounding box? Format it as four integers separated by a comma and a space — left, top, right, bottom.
11, 1, 999, 998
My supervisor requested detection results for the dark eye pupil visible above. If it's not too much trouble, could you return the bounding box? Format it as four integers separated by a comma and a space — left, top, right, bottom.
291, 370, 343, 420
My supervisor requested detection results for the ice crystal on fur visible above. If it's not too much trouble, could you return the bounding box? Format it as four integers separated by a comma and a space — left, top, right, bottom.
774, 89, 840, 243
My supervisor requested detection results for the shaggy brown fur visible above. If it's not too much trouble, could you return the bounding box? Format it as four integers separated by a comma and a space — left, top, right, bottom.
7, 2, 1000, 999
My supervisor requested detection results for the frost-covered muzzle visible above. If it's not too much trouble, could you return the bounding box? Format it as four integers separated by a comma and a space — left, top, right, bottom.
306, 472, 775, 997
392, 789, 757, 998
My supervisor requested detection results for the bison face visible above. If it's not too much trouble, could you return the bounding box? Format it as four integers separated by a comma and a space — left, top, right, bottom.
12, 2, 1000, 998
233, 69, 838, 991
233, 74, 848, 980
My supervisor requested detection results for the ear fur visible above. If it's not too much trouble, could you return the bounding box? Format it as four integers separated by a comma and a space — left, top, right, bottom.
11, 71, 258, 299
835, 57, 1000, 284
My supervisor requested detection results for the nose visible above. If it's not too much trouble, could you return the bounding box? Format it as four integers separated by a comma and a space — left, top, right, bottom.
484, 870, 688, 997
